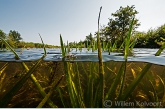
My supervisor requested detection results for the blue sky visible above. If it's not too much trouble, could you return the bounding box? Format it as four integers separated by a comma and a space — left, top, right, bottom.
0, 0, 165, 46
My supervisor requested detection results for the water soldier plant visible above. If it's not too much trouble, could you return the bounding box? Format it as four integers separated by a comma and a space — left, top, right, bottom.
0, 34, 60, 108
57, 7, 165, 108
0, 7, 165, 108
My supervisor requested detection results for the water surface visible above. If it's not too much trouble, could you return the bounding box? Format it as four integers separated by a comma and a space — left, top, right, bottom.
0, 48, 165, 65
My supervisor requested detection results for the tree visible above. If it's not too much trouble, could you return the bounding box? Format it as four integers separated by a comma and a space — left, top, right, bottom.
104, 19, 120, 44
84, 33, 94, 46
0, 30, 6, 39
155, 24, 165, 46
7, 33, 16, 48
8, 30, 22, 48
85, 33, 94, 42
9, 30, 22, 42
133, 31, 147, 48
105, 5, 140, 47
0, 30, 7, 49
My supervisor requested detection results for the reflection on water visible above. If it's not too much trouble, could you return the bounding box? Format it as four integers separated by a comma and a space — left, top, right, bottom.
0, 48, 165, 65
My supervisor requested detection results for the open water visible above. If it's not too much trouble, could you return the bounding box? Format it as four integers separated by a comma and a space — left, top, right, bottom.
0, 48, 165, 65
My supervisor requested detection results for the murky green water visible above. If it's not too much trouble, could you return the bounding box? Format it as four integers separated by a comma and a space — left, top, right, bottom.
0, 48, 165, 107
0, 60, 165, 107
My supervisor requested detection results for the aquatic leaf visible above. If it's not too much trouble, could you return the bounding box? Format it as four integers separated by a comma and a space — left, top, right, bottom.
74, 62, 85, 107
131, 68, 136, 79
30, 74, 57, 108
0, 37, 19, 60
1, 35, 56, 108
112, 41, 116, 52
60, 34, 65, 57
57, 87, 66, 107
38, 34, 46, 55
119, 41, 124, 50
130, 39, 136, 51
96, 6, 104, 107
121, 63, 152, 101
0, 55, 45, 107
105, 62, 126, 101
157, 75, 165, 105
107, 41, 111, 55
37, 75, 64, 108
86, 62, 94, 107
124, 17, 134, 60
149, 80, 159, 108
117, 62, 127, 101
0, 73, 6, 94
0, 63, 8, 76
60, 36, 78, 107
155, 41, 165, 56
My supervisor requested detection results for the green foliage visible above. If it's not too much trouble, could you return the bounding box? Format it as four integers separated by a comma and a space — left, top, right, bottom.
134, 24, 165, 48
9, 30, 22, 42
1, 5, 165, 108
0, 30, 6, 39
0, 29, 58, 49
7, 30, 22, 48
0, 30, 6, 49
69, 5, 140, 49
0, 55, 45, 107
86, 33, 94, 43
104, 5, 140, 47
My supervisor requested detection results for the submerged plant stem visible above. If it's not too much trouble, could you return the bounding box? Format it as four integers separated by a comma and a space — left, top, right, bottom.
97, 6, 105, 107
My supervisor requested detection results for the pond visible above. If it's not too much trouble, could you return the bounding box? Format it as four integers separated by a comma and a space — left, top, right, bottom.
0, 48, 165, 65
0, 48, 165, 108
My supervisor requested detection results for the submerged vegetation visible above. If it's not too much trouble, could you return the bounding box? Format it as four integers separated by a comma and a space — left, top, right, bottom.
0, 6, 165, 108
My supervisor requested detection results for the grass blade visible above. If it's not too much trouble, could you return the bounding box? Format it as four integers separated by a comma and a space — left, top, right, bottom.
60, 34, 66, 57
1, 35, 56, 107
105, 62, 126, 101
97, 6, 104, 107
38, 34, 46, 55
0, 55, 45, 107
155, 42, 165, 56
157, 75, 165, 106
124, 17, 134, 60
57, 87, 66, 108
0, 37, 19, 59
0, 62, 8, 76
149, 80, 159, 108
30, 74, 57, 108
87, 62, 94, 107
121, 63, 152, 101
37, 75, 64, 108
60, 35, 77, 107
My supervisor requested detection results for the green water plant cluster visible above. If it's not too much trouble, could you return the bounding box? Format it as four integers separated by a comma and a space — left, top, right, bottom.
0, 7, 165, 108
57, 7, 165, 108
0, 34, 63, 108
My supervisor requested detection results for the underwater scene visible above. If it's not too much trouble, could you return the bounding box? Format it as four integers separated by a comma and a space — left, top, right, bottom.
0, 47, 165, 108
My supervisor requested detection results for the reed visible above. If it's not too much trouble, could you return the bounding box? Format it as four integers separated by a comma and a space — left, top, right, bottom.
56, 7, 165, 108
37, 75, 64, 108
155, 42, 165, 56
96, 6, 105, 107
0, 35, 57, 108
1, 7, 165, 108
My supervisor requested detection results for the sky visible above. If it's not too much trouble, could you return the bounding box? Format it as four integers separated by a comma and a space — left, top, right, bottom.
0, 0, 165, 46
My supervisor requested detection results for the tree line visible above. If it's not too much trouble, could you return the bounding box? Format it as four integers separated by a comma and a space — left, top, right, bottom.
0, 30, 58, 49
69, 5, 165, 48
1, 5, 165, 49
